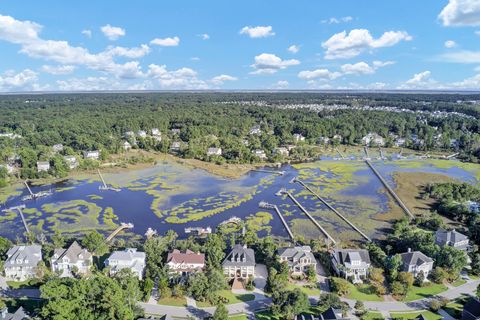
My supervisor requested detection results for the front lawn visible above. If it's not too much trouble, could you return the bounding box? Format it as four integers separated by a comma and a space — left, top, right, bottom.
256, 308, 317, 320
229, 314, 248, 320
404, 283, 448, 301
345, 283, 383, 302
6, 279, 41, 289
390, 311, 442, 320
451, 279, 467, 287
157, 296, 187, 307
196, 290, 255, 307
286, 282, 321, 296
360, 311, 384, 320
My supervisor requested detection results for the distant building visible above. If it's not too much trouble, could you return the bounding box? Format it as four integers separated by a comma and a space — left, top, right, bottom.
463, 297, 480, 320
253, 149, 267, 160
171, 128, 181, 135
52, 144, 64, 152
105, 248, 146, 280
333, 134, 343, 142
435, 229, 469, 251
166, 249, 205, 277
0, 133, 22, 139
274, 147, 289, 157
4, 245, 42, 281
123, 141, 132, 151
151, 128, 161, 136
170, 141, 181, 152
293, 133, 305, 143
83, 150, 100, 160
222, 244, 255, 279
124, 131, 135, 138
331, 249, 371, 283
249, 125, 262, 135
399, 249, 434, 279
51, 241, 93, 277
362, 133, 385, 146
63, 155, 78, 169
207, 147, 222, 156
36, 161, 50, 173
318, 137, 330, 145
137, 130, 147, 138
0, 306, 31, 320
395, 137, 406, 147
277, 246, 316, 275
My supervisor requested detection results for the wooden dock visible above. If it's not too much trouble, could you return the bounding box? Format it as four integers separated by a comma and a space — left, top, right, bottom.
106, 222, 134, 242
2, 205, 29, 234
259, 201, 295, 241
293, 178, 371, 242
278, 189, 336, 245
365, 160, 414, 219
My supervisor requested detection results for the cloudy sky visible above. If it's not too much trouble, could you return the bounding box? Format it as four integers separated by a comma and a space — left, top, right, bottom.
0, 0, 480, 91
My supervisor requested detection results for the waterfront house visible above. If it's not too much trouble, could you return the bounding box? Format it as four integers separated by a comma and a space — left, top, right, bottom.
399, 249, 434, 279
51, 241, 93, 277
274, 147, 289, 157
462, 297, 480, 320
171, 128, 181, 135
63, 155, 78, 169
104, 248, 146, 280
36, 161, 50, 173
435, 229, 469, 251
277, 246, 316, 275
4, 245, 42, 281
123, 141, 132, 151
137, 130, 147, 138
52, 144, 64, 152
124, 131, 135, 138
166, 249, 205, 277
362, 133, 385, 146
222, 244, 255, 279
207, 147, 222, 156
170, 141, 181, 152
293, 133, 305, 143
151, 128, 161, 136
83, 150, 100, 160
0, 306, 31, 320
333, 134, 343, 142
253, 149, 267, 160
331, 249, 371, 283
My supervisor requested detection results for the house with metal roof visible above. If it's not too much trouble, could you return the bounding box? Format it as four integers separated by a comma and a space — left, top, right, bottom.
104, 248, 146, 280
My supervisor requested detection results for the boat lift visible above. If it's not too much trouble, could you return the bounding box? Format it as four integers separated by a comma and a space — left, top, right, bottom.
98, 170, 121, 192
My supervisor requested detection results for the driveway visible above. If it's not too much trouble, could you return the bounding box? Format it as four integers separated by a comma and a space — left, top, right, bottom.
254, 263, 267, 291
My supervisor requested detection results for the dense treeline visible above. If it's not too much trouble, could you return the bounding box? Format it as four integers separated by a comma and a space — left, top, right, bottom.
0, 92, 478, 183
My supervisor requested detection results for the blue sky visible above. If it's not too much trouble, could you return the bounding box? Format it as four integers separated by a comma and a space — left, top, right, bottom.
0, 0, 480, 91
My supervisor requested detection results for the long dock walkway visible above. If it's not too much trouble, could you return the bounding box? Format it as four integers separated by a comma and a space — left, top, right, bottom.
2, 205, 29, 233
279, 189, 336, 245
106, 222, 134, 242
259, 201, 295, 241
365, 160, 414, 219
293, 178, 371, 242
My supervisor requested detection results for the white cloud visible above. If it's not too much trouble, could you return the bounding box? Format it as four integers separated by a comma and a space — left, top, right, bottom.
190, 57, 200, 61
104, 44, 150, 58
298, 68, 341, 80
444, 40, 457, 48
198, 33, 210, 40
440, 50, 480, 63
406, 71, 431, 85
210, 74, 238, 85
322, 29, 412, 59
41, 65, 76, 75
150, 36, 180, 47
81, 29, 92, 38
239, 26, 275, 38
341, 62, 376, 74
450, 73, 480, 88
288, 45, 300, 54
0, 15, 41, 44
271, 80, 289, 89
146, 64, 209, 89
476, 30, 480, 36
397, 70, 438, 89
321, 16, 353, 24
250, 53, 300, 74
438, 0, 480, 26
100, 24, 125, 41
0, 69, 38, 91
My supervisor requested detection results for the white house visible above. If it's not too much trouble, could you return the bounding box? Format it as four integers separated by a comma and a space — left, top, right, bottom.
249, 125, 262, 135
151, 128, 161, 136
293, 134, 305, 143
170, 141, 181, 152
37, 161, 50, 173
63, 156, 78, 169
51, 241, 93, 277
105, 248, 146, 280
166, 249, 205, 277
4, 245, 42, 281
171, 128, 181, 135
331, 249, 371, 283
122, 141, 132, 151
277, 246, 316, 275
253, 149, 267, 160
52, 144, 64, 152
399, 249, 434, 279
137, 130, 147, 138
222, 244, 255, 279
274, 147, 289, 157
207, 147, 222, 156
83, 150, 100, 160
362, 133, 385, 146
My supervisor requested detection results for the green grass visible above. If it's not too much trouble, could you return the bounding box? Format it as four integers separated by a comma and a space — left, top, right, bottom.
444, 301, 464, 319
452, 279, 467, 287
390, 311, 442, 320
361, 311, 385, 320
196, 290, 255, 307
229, 314, 248, 320
255, 307, 317, 320
286, 282, 321, 296
345, 283, 383, 302
6, 279, 41, 289
404, 283, 448, 301
157, 296, 187, 307
468, 273, 479, 280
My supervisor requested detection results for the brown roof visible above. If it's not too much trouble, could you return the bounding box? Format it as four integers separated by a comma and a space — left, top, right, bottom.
166, 249, 205, 265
